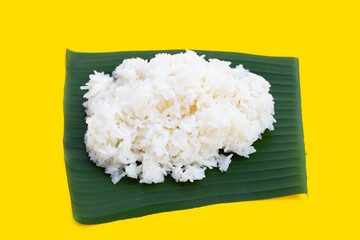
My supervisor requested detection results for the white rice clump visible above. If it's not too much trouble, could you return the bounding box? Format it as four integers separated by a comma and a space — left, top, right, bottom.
81, 50, 276, 184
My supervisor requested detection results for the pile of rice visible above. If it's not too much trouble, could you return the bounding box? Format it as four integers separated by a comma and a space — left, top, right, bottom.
81, 50, 275, 184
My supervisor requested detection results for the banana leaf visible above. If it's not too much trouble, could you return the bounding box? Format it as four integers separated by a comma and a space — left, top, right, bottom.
64, 50, 307, 224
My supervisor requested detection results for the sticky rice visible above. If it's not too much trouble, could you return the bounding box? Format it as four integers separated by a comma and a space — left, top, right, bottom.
81, 51, 276, 184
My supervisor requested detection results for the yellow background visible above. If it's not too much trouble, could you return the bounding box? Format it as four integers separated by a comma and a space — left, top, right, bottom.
1, 0, 359, 239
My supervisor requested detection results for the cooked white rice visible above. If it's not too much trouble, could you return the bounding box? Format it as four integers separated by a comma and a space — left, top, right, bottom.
81, 50, 275, 184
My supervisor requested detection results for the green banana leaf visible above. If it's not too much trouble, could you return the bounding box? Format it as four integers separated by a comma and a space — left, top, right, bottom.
64, 50, 307, 224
